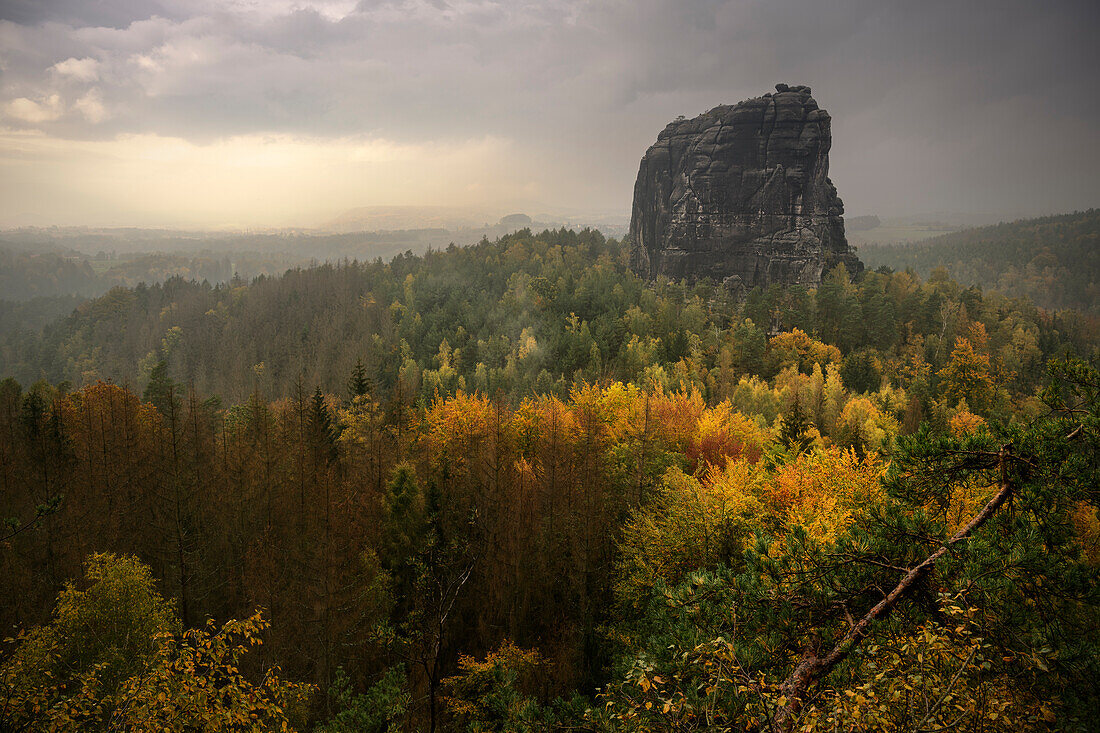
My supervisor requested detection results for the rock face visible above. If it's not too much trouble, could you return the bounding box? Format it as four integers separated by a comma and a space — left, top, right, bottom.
629, 84, 862, 291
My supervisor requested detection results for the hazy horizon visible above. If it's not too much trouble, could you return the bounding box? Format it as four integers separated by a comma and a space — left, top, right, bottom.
1, 0, 1097, 229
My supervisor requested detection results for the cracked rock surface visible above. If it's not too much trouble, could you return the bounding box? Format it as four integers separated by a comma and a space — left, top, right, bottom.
629, 84, 863, 291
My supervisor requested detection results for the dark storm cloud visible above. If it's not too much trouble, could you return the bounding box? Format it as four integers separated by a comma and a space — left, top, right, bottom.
0, 0, 182, 27
0, 0, 1096, 220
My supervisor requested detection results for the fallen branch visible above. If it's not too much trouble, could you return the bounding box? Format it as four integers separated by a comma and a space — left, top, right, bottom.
770, 444, 1015, 732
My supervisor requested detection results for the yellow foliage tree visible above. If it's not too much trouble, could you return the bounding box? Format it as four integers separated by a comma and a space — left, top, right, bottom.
0, 553, 309, 732
768, 329, 842, 374
616, 448, 885, 608
938, 337, 995, 413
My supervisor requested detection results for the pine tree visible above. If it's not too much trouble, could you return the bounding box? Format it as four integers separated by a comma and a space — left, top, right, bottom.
839, 350, 881, 394
347, 357, 373, 400
309, 387, 340, 467
143, 359, 180, 417
380, 463, 423, 578
779, 397, 812, 453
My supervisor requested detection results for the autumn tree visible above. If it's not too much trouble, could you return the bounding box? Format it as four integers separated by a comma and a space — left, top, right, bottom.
0, 553, 309, 731
443, 642, 551, 732
599, 356, 1100, 731
937, 336, 994, 413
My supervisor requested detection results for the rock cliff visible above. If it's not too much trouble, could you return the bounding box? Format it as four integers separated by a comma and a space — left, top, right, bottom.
629, 84, 862, 291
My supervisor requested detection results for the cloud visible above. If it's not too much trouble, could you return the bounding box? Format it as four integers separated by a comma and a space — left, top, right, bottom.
5, 95, 64, 123
0, 0, 1097, 226
73, 88, 107, 122
0, 127, 525, 227
0, 0, 180, 28
50, 56, 99, 81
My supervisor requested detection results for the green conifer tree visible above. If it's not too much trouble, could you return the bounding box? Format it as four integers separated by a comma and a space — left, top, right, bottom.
347, 357, 373, 400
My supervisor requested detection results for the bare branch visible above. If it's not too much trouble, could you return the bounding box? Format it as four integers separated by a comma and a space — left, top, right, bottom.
771, 445, 1015, 732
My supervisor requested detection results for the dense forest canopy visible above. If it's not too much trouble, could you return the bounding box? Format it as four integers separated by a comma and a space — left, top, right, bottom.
0, 227, 1095, 408
0, 221, 596, 336
1, 226, 1098, 731
860, 209, 1100, 314
0, 218, 579, 304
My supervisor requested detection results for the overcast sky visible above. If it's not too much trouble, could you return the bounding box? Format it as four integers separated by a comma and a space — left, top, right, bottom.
0, 0, 1097, 228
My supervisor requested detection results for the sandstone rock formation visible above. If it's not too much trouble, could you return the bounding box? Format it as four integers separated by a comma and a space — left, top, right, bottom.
629, 84, 863, 291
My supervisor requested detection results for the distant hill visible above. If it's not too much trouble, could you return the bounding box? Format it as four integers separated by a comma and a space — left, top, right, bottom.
845, 214, 881, 231
858, 210, 1100, 313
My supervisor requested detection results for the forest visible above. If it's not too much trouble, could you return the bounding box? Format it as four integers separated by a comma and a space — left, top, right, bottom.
0, 220, 578, 337
1, 227, 1099, 731
0, 219, 570, 306
860, 209, 1100, 314
0, 246, 299, 307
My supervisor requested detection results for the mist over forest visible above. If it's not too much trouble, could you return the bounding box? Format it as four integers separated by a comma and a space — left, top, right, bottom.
1, 1, 1098, 731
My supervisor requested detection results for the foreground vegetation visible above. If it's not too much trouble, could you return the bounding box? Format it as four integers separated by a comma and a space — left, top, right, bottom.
1, 228, 1098, 730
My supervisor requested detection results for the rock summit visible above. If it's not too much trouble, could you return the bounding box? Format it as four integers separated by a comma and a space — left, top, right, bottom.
629, 84, 863, 291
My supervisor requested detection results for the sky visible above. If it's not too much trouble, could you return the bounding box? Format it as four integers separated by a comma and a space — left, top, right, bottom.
0, 0, 1097, 229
